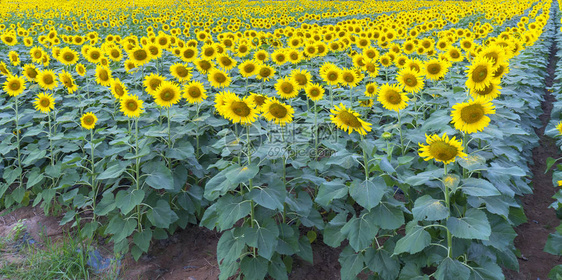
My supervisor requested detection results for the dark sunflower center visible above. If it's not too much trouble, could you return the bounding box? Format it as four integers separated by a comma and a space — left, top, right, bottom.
257, 53, 266, 60
493, 66, 504, 78
64, 53, 74, 61
281, 82, 294, 94
338, 111, 361, 128
133, 49, 147, 60
127, 100, 138, 110
221, 57, 232, 66
34, 51, 42, 58
450, 51, 460, 58
259, 68, 271, 77
27, 69, 37, 78
243, 64, 255, 73
309, 88, 320, 97
84, 116, 94, 125
200, 61, 211, 70
484, 53, 498, 65
294, 74, 307, 85
149, 47, 159, 55
343, 73, 354, 83
231, 101, 250, 117
254, 96, 266, 106
404, 74, 417, 87
472, 65, 488, 83
150, 80, 162, 90
460, 104, 485, 124
428, 64, 441, 75
214, 73, 226, 83
40, 98, 50, 107
386, 90, 401, 104
290, 53, 298, 60
176, 66, 189, 77
188, 87, 201, 98
328, 72, 338, 81
269, 103, 287, 118
161, 88, 175, 101
111, 50, 119, 58
115, 85, 124, 96
276, 54, 285, 62
475, 84, 493, 96
91, 51, 100, 59
99, 70, 109, 81
44, 75, 54, 84
183, 49, 195, 58
239, 46, 248, 53
429, 141, 458, 161
10, 81, 20, 90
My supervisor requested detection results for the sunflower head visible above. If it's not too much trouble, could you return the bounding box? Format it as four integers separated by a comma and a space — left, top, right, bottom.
377, 83, 409, 111
95, 66, 112, 86
465, 56, 494, 91
418, 133, 467, 164
330, 103, 372, 135
263, 98, 295, 126
111, 78, 128, 99
3, 75, 26, 97
556, 122, 562, 136
239, 60, 259, 78
208, 69, 231, 88
222, 96, 258, 125
34, 92, 55, 113
275, 77, 299, 99
305, 83, 325, 101
257, 65, 275, 81
170, 63, 192, 82
143, 73, 166, 95
120, 94, 144, 118
451, 97, 496, 134
80, 112, 98, 130
397, 68, 424, 93
364, 83, 378, 97
183, 81, 207, 104
154, 81, 182, 107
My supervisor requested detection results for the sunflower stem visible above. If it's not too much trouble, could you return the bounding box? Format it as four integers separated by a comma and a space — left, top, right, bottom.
281, 126, 287, 224
397, 110, 405, 156
462, 133, 468, 178
48, 112, 54, 167
246, 125, 255, 229
443, 163, 453, 258
90, 129, 97, 222
133, 118, 143, 232
14, 94, 22, 188
361, 135, 369, 181
195, 102, 200, 160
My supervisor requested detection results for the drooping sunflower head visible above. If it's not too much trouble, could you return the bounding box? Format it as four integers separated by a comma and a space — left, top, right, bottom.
305, 83, 325, 102
0, 61, 10, 76
59, 71, 78, 94
396, 68, 424, 93
170, 63, 192, 82
330, 103, 372, 135
154, 81, 182, 107
492, 62, 510, 79
418, 133, 467, 164
3, 75, 26, 97
9, 51, 20, 66
34, 92, 55, 113
275, 77, 299, 99
80, 112, 97, 130
214, 91, 238, 116
143, 73, 166, 96
120, 94, 144, 118
263, 98, 295, 126
479, 45, 506, 70
377, 83, 409, 112
451, 97, 496, 134
183, 81, 207, 104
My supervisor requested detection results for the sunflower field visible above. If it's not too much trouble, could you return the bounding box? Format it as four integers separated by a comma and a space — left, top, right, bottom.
0, 0, 559, 278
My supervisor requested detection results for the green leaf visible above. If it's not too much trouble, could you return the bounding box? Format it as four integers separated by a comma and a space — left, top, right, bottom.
97, 161, 126, 180
470, 262, 503, 280
412, 195, 449, 221
22, 150, 46, 167
457, 154, 486, 171
296, 236, 313, 264
216, 194, 251, 231
482, 215, 517, 250
268, 254, 288, 280
249, 182, 285, 211
548, 265, 562, 280
315, 179, 348, 207
204, 165, 238, 201
323, 212, 347, 248
546, 157, 559, 174
372, 202, 405, 229
461, 178, 500, 197
217, 229, 246, 268
545, 231, 562, 255
133, 230, 152, 253
143, 161, 174, 190
3, 167, 21, 186
364, 248, 399, 280
338, 246, 365, 280
226, 165, 259, 185
447, 208, 491, 240
434, 258, 470, 280
243, 218, 279, 261
115, 189, 145, 215
93, 193, 116, 216
147, 200, 179, 228
404, 169, 442, 186
394, 221, 431, 255
276, 223, 299, 255
105, 216, 136, 243
26, 168, 44, 189
349, 177, 386, 210
240, 256, 268, 280
341, 211, 379, 252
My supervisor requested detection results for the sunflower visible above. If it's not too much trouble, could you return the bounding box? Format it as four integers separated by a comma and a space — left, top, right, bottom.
320, 65, 341, 86
144, 73, 166, 96
214, 91, 238, 116
95, 66, 112, 86
59, 71, 78, 94
418, 133, 467, 164
254, 50, 269, 62
451, 97, 496, 134
305, 83, 325, 101
396, 68, 424, 93
271, 49, 288, 65
465, 56, 494, 91
256, 65, 275, 81
262, 98, 294, 126
275, 77, 299, 99
446, 47, 464, 63
424, 59, 450, 81
9, 51, 20, 66
287, 49, 302, 64
76, 63, 86, 76
194, 59, 215, 74
183, 81, 207, 104
217, 54, 237, 71
364, 60, 379, 77
1, 33, 17, 46
222, 96, 259, 125
479, 45, 506, 70
364, 83, 378, 97
154, 81, 182, 107
130, 47, 150, 66
359, 99, 374, 108
469, 80, 501, 100
124, 60, 137, 73
208, 69, 231, 88
179, 46, 198, 63
145, 43, 162, 60
492, 62, 510, 79
37, 70, 58, 90
3, 75, 26, 97
249, 92, 269, 111
110, 78, 128, 99
170, 63, 193, 82
107, 47, 123, 61
238, 60, 260, 78
377, 83, 409, 111
557, 122, 562, 135
330, 103, 372, 135
23, 64, 39, 82
290, 69, 312, 89
34, 92, 55, 113
120, 94, 144, 118
200, 44, 218, 60
30, 47, 44, 64
59, 47, 79, 65
379, 54, 392, 67
85, 47, 103, 64
339, 68, 360, 88
80, 112, 97, 130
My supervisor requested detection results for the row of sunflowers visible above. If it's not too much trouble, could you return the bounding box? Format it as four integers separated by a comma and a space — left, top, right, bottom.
0, 0, 555, 278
